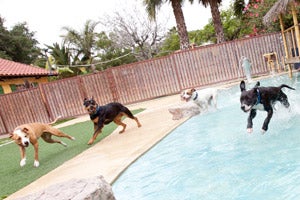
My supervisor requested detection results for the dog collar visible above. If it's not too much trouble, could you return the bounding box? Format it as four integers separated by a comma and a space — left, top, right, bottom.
90, 106, 101, 120
193, 92, 198, 101
256, 88, 261, 105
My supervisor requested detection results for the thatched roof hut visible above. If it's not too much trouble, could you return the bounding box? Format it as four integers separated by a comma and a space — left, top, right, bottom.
263, 0, 299, 25
263, 0, 300, 77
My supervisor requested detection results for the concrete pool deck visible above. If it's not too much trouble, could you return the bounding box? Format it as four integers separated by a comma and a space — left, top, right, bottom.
7, 94, 190, 199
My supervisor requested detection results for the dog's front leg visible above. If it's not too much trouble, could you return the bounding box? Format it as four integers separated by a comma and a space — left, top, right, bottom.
33, 143, 39, 167
88, 121, 104, 145
247, 109, 257, 133
262, 108, 273, 133
19, 146, 26, 167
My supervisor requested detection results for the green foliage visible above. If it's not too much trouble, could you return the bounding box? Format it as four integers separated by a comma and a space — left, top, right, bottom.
96, 32, 137, 70
61, 20, 100, 65
157, 27, 180, 56
241, 0, 280, 35
234, 0, 300, 35
0, 17, 40, 64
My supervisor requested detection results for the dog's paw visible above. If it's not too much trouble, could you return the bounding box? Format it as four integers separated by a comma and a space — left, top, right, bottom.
71, 136, 76, 140
33, 160, 40, 167
247, 128, 253, 133
87, 139, 94, 145
261, 129, 266, 134
61, 141, 67, 147
20, 158, 26, 167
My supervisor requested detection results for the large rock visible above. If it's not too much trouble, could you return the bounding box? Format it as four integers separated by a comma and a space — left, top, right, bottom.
16, 176, 116, 200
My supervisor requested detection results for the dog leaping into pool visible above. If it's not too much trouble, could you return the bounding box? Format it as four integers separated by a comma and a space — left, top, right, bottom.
239, 80, 295, 133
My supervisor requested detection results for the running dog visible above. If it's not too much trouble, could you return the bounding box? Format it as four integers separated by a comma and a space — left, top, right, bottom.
239, 80, 295, 133
9, 116, 75, 167
83, 97, 142, 145
181, 88, 218, 111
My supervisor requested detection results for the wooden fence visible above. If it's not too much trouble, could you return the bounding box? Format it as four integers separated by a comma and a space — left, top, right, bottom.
0, 32, 285, 135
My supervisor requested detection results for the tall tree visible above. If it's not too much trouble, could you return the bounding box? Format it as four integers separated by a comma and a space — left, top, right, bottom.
0, 17, 40, 64
61, 20, 99, 65
96, 32, 137, 70
100, 7, 166, 61
46, 43, 70, 66
143, 0, 190, 50
190, 0, 225, 43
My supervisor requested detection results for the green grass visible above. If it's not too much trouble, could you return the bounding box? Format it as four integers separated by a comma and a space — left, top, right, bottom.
0, 109, 144, 199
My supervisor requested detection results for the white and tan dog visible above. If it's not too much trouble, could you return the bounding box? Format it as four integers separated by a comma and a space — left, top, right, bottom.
9, 117, 75, 167
181, 88, 218, 111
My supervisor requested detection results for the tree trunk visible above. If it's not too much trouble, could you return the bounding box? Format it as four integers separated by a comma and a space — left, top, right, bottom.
171, 0, 190, 50
209, 0, 225, 43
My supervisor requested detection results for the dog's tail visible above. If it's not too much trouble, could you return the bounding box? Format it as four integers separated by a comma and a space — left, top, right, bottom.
122, 107, 136, 119
280, 84, 295, 90
48, 115, 62, 125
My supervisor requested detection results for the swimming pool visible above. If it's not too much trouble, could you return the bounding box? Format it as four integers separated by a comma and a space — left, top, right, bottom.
113, 73, 300, 200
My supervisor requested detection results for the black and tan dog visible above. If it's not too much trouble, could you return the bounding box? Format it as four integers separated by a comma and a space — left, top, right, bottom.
9, 116, 75, 167
83, 97, 142, 145
239, 80, 295, 133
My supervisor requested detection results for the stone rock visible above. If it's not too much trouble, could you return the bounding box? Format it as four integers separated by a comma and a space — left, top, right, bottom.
16, 176, 116, 200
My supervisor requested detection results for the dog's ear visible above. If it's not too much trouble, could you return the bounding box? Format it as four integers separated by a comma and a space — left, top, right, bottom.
191, 88, 196, 92
240, 81, 246, 92
83, 97, 88, 105
22, 127, 29, 134
9, 133, 13, 138
254, 81, 260, 88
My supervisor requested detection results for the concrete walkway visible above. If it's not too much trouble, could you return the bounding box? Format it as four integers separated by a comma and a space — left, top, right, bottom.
7, 94, 189, 199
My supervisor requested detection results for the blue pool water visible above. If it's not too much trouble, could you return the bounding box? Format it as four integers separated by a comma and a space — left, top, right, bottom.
113, 74, 300, 200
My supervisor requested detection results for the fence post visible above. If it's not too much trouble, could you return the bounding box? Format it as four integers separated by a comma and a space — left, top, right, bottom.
106, 68, 119, 102
170, 53, 184, 92
38, 84, 53, 121
77, 76, 88, 99
0, 103, 9, 134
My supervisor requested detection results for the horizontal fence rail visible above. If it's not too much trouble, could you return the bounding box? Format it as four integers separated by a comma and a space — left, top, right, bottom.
0, 33, 285, 135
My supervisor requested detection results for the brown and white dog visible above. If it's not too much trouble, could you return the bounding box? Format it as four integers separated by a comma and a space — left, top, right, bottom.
181, 88, 218, 111
83, 97, 142, 145
9, 116, 75, 167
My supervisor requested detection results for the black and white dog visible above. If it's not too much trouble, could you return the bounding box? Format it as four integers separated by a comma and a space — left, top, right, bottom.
239, 80, 295, 133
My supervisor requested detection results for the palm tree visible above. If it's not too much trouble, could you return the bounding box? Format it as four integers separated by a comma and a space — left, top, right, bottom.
46, 43, 70, 65
143, 0, 190, 50
190, 0, 225, 43
61, 20, 99, 64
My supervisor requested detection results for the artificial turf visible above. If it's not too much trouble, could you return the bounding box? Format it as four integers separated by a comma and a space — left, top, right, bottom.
0, 108, 144, 199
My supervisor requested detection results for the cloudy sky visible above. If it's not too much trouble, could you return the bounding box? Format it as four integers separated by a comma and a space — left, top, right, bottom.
0, 0, 231, 47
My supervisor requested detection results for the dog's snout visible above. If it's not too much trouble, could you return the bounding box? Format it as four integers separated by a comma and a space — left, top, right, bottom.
24, 141, 29, 147
241, 105, 247, 112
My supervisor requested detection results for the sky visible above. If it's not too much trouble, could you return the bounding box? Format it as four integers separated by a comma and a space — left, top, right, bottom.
0, 0, 231, 48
